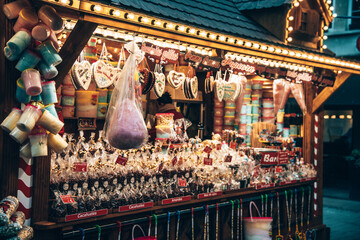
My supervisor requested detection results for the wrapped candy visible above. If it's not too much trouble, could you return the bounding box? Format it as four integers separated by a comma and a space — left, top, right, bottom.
8, 225, 33, 240
290, 82, 307, 113
104, 41, 147, 149
0, 196, 19, 226
280, 80, 291, 110
273, 79, 285, 115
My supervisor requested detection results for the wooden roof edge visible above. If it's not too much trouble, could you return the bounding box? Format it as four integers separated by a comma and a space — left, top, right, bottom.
40, 0, 360, 75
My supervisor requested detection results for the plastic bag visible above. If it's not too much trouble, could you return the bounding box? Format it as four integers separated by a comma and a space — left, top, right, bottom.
104, 41, 147, 150
290, 82, 307, 113
273, 79, 285, 115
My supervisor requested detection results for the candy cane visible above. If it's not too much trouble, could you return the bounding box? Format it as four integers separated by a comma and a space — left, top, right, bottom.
17, 157, 33, 226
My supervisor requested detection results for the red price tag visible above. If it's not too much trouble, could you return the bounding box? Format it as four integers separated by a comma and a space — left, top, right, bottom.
204, 157, 213, 166
116, 156, 128, 166
60, 195, 75, 204
73, 162, 87, 172
159, 162, 164, 171
203, 146, 212, 154
230, 142, 237, 150
260, 151, 278, 165
224, 155, 232, 163
275, 166, 283, 173
172, 157, 178, 166
277, 151, 289, 165
178, 178, 187, 187
216, 144, 222, 150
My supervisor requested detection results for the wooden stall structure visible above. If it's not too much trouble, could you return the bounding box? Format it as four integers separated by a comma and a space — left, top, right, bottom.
1, 0, 360, 239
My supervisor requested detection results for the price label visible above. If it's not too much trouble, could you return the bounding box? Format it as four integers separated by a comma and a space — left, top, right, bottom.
116, 156, 128, 166
60, 195, 75, 204
275, 166, 283, 173
204, 157, 213, 166
172, 157, 178, 166
230, 142, 237, 150
277, 151, 289, 165
178, 178, 187, 187
203, 146, 213, 154
260, 151, 278, 165
73, 162, 87, 172
224, 155, 232, 163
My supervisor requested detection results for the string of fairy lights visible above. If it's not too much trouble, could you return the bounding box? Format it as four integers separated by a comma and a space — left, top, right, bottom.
49, 0, 359, 71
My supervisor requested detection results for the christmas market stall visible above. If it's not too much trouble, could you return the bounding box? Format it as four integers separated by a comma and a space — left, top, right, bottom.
0, 0, 359, 239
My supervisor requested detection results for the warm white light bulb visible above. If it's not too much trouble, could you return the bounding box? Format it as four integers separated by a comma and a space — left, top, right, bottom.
113, 10, 120, 17
94, 5, 102, 11
330, 6, 334, 11
268, 47, 275, 52
323, 45, 328, 49
210, 34, 216, 39
323, 35, 328, 40
324, 26, 329, 30
190, 28, 196, 34
288, 26, 293, 31
128, 13, 135, 19
219, 36, 226, 41
289, 16, 294, 21
287, 37, 293, 42
294, 2, 300, 7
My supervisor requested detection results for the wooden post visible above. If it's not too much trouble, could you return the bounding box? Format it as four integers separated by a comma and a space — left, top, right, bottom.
53, 20, 98, 87
0, 0, 21, 199
303, 82, 315, 164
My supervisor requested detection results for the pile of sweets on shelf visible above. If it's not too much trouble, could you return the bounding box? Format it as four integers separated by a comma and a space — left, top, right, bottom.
49, 132, 316, 218
0, 196, 33, 240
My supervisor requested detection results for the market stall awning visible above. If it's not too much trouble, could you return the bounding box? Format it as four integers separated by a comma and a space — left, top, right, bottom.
39, 0, 360, 76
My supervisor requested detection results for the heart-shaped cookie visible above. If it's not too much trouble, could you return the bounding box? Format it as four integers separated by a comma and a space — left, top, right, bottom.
92, 60, 114, 88
167, 70, 185, 89
223, 80, 240, 101
72, 61, 92, 90
215, 80, 225, 102
154, 72, 166, 98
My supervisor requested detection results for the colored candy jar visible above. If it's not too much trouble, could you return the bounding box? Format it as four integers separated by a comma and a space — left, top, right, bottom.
246, 105, 252, 114
252, 105, 260, 114
224, 109, 236, 118
262, 98, 274, 108
224, 116, 235, 126
243, 98, 251, 104
16, 104, 42, 132
31, 23, 51, 41
214, 108, 224, 117
63, 74, 73, 85
252, 114, 259, 123
97, 88, 108, 103
36, 109, 64, 134
246, 114, 252, 124
283, 128, 290, 138
97, 103, 108, 118
239, 124, 246, 134
42, 104, 58, 118
240, 114, 247, 124
246, 124, 252, 134
252, 80, 263, 90
20, 142, 32, 159
61, 95, 75, 106
214, 99, 224, 108
9, 127, 28, 144
240, 104, 248, 114
62, 84, 75, 96
277, 110, 285, 123
37, 40, 62, 66
277, 122, 284, 132
76, 91, 98, 118
1, 108, 22, 132
213, 125, 223, 134
251, 96, 261, 105
29, 133, 48, 157
31, 95, 42, 102
262, 117, 275, 123
225, 101, 236, 108
262, 108, 275, 118
21, 68, 42, 96
48, 133, 68, 153
290, 125, 298, 137
4, 29, 31, 61
13, 8, 38, 32
3, 0, 31, 19
62, 106, 75, 118
15, 50, 41, 72
38, 5, 63, 31
41, 81, 57, 105
16, 78, 31, 103
38, 61, 58, 79
214, 117, 223, 125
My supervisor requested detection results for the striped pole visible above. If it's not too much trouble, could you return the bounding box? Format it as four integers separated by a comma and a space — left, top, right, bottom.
17, 157, 33, 226
313, 114, 318, 217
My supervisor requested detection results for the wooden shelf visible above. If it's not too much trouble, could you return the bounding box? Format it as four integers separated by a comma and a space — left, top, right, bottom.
34, 180, 314, 230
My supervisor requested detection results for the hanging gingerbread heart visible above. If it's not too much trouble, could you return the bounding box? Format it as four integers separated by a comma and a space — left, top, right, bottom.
72, 61, 92, 90
154, 72, 166, 97
215, 80, 225, 102
167, 70, 185, 89
92, 60, 114, 88
223, 77, 241, 101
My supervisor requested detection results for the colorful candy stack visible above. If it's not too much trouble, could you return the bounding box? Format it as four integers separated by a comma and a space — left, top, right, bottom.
276, 109, 285, 134
213, 96, 224, 134
251, 80, 263, 124
61, 74, 75, 118
224, 101, 236, 130
261, 98, 275, 123
97, 88, 108, 118
75, 90, 99, 118
1, 1, 69, 157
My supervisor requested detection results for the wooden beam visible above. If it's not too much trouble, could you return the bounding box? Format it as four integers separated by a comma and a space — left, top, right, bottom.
303, 82, 315, 164
312, 72, 352, 113
53, 20, 98, 88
